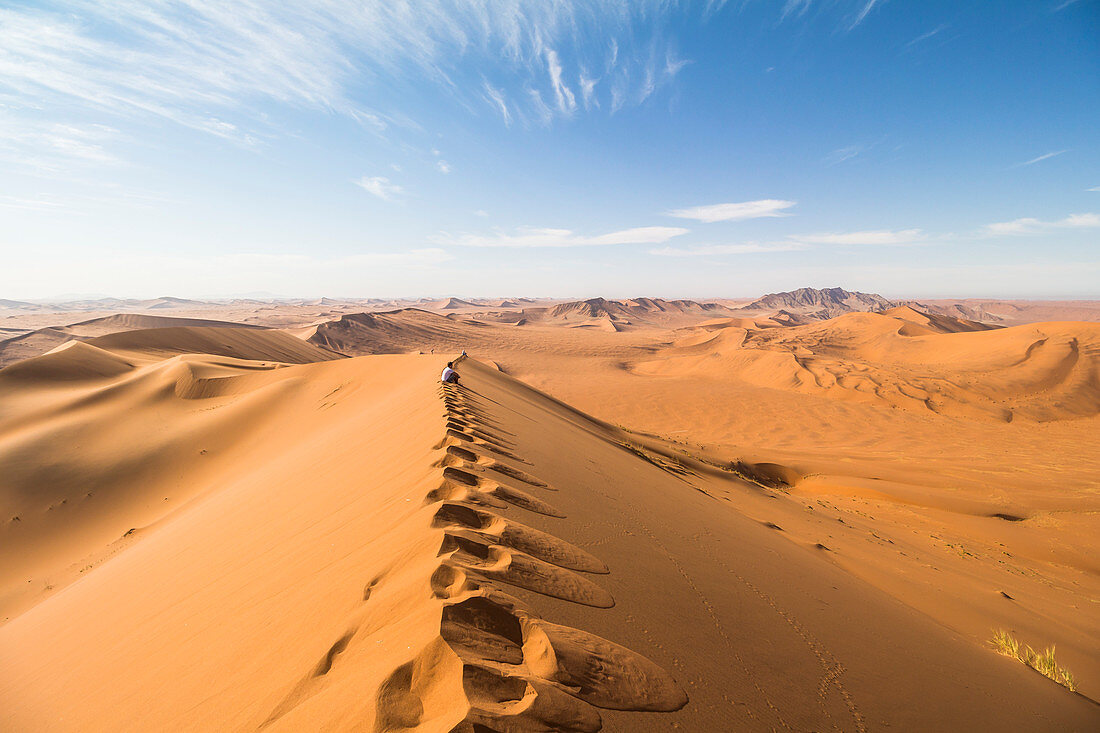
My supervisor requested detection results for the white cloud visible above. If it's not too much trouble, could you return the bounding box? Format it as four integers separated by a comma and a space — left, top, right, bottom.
214, 249, 452, 269
0, 1, 699, 149
667, 199, 796, 223
781, 0, 813, 21
1013, 150, 1068, 167
579, 72, 599, 110
0, 195, 67, 211
849, 0, 884, 30
0, 118, 122, 172
665, 53, 690, 78
824, 144, 868, 165
651, 242, 808, 256
353, 176, 403, 201
436, 160, 452, 174
527, 89, 555, 126
795, 228, 925, 245
905, 24, 947, 49
473, 209, 489, 217
1089, 186, 1100, 192
482, 82, 512, 126
435, 225, 689, 248
985, 213, 1099, 235
546, 49, 577, 115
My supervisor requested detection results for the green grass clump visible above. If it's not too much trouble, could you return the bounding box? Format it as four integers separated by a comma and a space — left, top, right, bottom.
990, 629, 1077, 692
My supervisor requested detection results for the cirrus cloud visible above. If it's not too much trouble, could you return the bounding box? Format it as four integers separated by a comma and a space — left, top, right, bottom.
651, 241, 808, 256
985, 213, 1099, 235
794, 228, 925, 245
353, 176, 403, 201
434, 225, 688, 248
667, 199, 796, 223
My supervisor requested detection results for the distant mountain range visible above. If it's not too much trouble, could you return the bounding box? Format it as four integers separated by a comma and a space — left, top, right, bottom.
3, 289, 1098, 326
737, 287, 894, 319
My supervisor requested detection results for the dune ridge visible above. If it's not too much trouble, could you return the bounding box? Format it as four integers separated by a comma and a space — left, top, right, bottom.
362, 373, 688, 731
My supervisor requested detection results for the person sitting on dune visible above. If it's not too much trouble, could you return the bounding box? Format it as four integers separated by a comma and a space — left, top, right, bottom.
441, 362, 459, 384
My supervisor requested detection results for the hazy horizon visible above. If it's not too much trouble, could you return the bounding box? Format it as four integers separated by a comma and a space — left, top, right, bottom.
10, 287, 1100, 305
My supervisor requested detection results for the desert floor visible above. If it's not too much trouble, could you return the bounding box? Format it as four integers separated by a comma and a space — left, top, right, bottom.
1, 297, 1097, 731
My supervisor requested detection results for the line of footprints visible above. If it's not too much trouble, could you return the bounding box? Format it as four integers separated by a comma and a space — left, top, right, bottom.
373, 378, 688, 732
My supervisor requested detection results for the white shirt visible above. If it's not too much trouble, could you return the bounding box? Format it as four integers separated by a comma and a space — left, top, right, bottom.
441, 367, 456, 382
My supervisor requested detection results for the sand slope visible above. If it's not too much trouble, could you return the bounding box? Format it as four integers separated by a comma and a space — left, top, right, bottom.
303, 309, 491, 356
0, 314, 266, 367
2, 339, 1097, 730
636, 310, 1100, 421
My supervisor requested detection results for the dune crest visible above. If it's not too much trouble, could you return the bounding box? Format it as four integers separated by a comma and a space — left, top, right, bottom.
358, 377, 688, 732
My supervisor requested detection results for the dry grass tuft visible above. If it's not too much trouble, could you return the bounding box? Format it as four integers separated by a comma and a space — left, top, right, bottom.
990, 629, 1077, 692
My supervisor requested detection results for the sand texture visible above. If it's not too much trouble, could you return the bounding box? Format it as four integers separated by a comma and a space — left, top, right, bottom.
2, 294, 1098, 731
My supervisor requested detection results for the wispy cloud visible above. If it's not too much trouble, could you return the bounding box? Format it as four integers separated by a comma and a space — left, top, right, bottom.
985, 213, 1099, 235
434, 225, 688, 248
795, 228, 925, 245
905, 24, 948, 49
824, 143, 869, 165
781, 0, 814, 22
1012, 150, 1068, 167
0, 195, 67, 211
482, 82, 512, 126
849, 0, 886, 30
0, 118, 122, 173
667, 199, 796, 223
578, 71, 599, 110
546, 49, 577, 115
436, 160, 452, 174
0, 1, 703, 154
651, 242, 808, 256
353, 176, 403, 201
1088, 186, 1100, 192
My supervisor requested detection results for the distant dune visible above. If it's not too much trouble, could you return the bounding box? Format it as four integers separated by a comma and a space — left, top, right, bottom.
304, 309, 487, 356
0, 313, 264, 367
635, 308, 1099, 421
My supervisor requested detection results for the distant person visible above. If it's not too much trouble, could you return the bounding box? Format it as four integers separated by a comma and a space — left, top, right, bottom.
441, 362, 459, 384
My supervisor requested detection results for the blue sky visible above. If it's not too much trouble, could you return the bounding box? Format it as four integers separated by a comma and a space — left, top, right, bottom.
1, 0, 1098, 299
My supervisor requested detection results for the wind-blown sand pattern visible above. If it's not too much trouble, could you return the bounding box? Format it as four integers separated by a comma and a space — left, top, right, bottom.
1, 308, 1098, 730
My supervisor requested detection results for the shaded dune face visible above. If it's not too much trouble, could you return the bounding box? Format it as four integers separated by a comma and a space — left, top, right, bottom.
635, 311, 1100, 421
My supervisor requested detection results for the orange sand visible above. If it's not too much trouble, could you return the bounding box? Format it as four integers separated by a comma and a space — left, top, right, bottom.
1, 297, 1098, 731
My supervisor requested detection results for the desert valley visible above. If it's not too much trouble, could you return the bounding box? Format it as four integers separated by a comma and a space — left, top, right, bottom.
1, 287, 1098, 731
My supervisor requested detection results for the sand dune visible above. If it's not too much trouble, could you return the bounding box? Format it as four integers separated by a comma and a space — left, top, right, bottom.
2, 344, 1096, 730
304, 309, 495, 356
84, 326, 342, 364
915, 298, 1100, 326
2, 305, 1098, 730
0, 313, 263, 367
635, 309, 1100, 421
